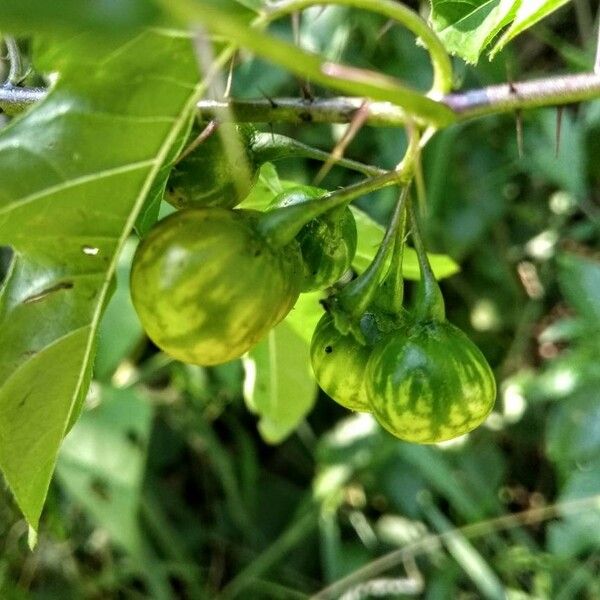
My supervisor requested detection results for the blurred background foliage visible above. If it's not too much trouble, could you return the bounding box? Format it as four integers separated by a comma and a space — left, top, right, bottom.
1, 2, 600, 598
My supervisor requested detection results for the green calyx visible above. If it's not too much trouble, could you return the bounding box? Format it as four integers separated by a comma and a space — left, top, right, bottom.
256, 169, 401, 249
330, 186, 408, 340
269, 185, 357, 292
408, 196, 445, 323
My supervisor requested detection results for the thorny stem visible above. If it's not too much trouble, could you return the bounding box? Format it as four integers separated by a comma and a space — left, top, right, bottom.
3, 77, 600, 126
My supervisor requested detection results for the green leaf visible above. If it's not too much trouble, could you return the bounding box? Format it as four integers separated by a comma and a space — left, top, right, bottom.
420, 494, 506, 600
285, 291, 325, 345
351, 207, 460, 280
94, 238, 143, 381
429, 0, 518, 64
430, 0, 572, 63
234, 0, 263, 10
0, 0, 163, 34
135, 108, 197, 236
238, 163, 285, 211
490, 0, 573, 57
0, 30, 201, 528
56, 385, 153, 552
557, 252, 600, 324
243, 316, 318, 444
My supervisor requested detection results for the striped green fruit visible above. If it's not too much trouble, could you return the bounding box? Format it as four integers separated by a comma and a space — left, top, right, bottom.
271, 186, 357, 292
166, 124, 258, 209
131, 208, 303, 366
366, 321, 496, 443
310, 311, 399, 412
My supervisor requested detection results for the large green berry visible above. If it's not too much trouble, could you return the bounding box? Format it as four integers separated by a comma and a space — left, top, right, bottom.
272, 186, 357, 291
366, 320, 496, 443
130, 208, 303, 365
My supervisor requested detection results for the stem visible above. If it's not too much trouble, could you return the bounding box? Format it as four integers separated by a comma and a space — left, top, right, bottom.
4, 37, 22, 86
313, 493, 600, 600
160, 0, 454, 126
5, 72, 600, 122
376, 187, 409, 316
408, 195, 445, 322
264, 0, 453, 95
338, 188, 407, 319
250, 131, 386, 177
198, 97, 407, 127
257, 168, 405, 246
595, 18, 600, 74
0, 85, 44, 115
214, 502, 318, 600
445, 72, 600, 119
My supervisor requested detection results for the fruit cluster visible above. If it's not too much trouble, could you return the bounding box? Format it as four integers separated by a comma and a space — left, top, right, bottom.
131, 125, 496, 444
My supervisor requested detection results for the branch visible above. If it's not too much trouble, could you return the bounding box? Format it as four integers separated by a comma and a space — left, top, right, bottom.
595, 17, 600, 75
0, 85, 44, 115
3, 72, 600, 124
445, 72, 600, 119
197, 97, 407, 127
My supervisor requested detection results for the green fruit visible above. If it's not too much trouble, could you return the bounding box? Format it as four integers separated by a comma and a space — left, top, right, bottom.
166, 125, 384, 210
166, 124, 258, 209
272, 186, 357, 291
310, 310, 398, 412
366, 320, 496, 444
131, 208, 303, 366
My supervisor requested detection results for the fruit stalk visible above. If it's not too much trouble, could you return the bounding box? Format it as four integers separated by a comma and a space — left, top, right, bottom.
408, 196, 445, 322
250, 131, 385, 178
337, 187, 408, 319
257, 168, 405, 246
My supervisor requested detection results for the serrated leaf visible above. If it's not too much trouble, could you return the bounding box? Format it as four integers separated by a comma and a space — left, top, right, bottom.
429, 0, 519, 64
0, 30, 201, 528
243, 320, 317, 444
351, 207, 460, 280
490, 0, 573, 57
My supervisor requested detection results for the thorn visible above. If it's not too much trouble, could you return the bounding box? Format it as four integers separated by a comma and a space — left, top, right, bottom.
224, 52, 237, 98
257, 87, 278, 108
555, 106, 564, 158
377, 19, 394, 41
175, 120, 219, 165
292, 12, 301, 46
314, 101, 369, 185
300, 82, 315, 102
515, 109, 524, 159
